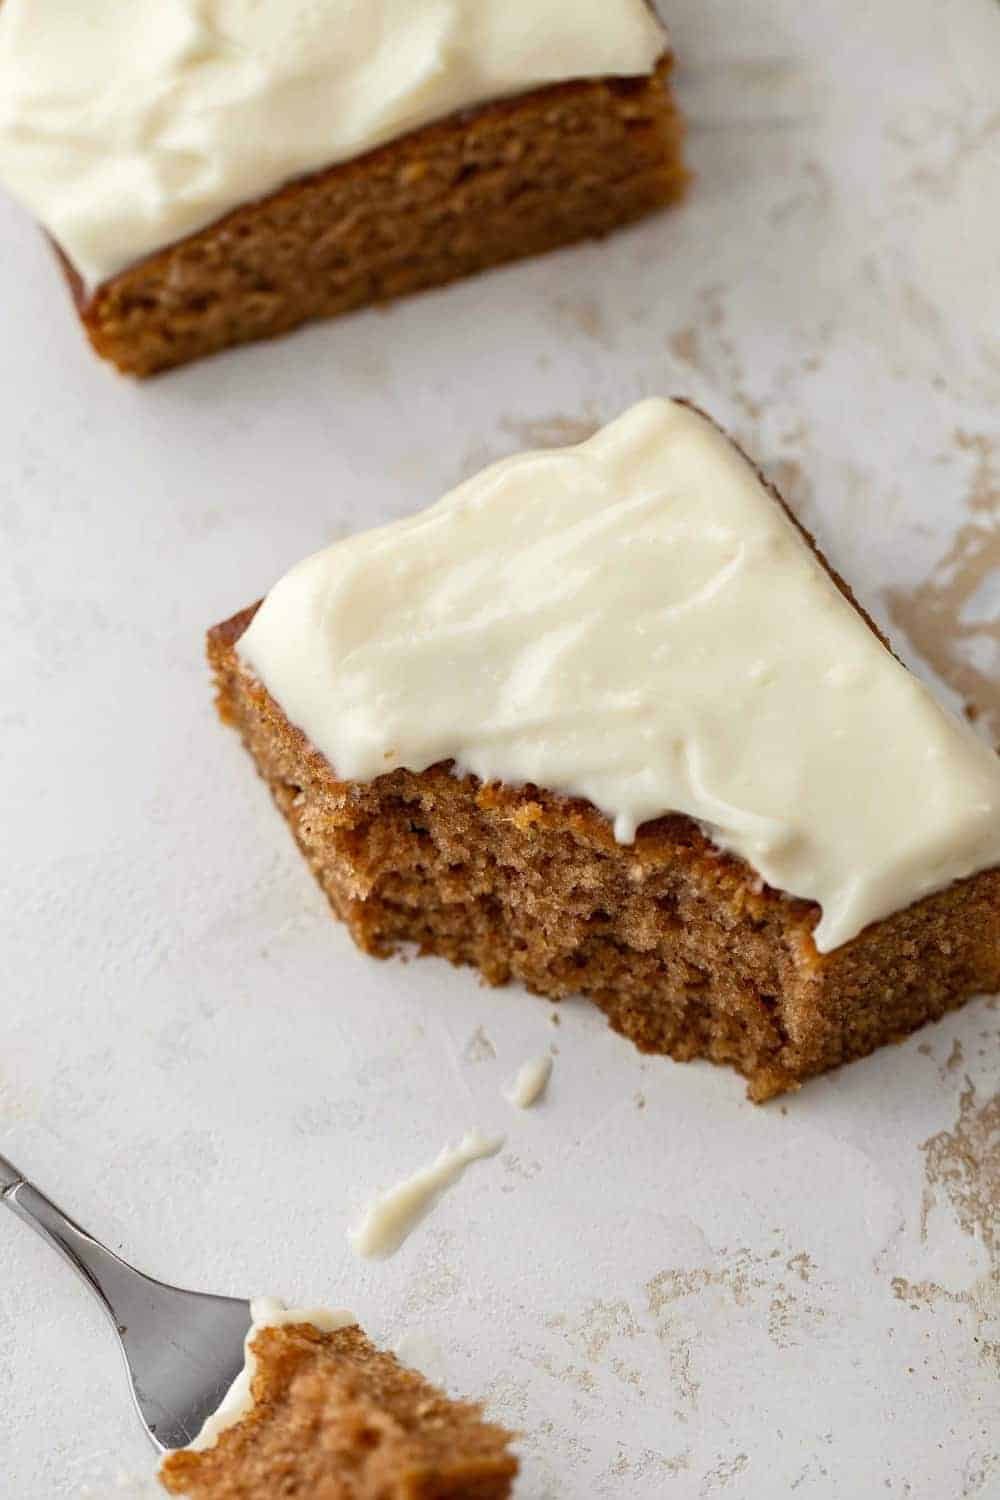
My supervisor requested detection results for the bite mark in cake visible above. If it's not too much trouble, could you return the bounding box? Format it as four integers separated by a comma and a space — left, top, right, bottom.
208, 399, 1000, 1098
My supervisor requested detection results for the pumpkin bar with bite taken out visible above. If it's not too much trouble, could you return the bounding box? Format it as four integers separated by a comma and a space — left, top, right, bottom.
208, 399, 1000, 1100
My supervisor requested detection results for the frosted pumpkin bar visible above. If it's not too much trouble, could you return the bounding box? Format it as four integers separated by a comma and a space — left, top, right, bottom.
208, 399, 1000, 1100
159, 1300, 516, 1498
0, 0, 686, 376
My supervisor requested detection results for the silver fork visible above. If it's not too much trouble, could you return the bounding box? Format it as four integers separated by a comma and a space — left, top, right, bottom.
1, 1151, 253, 1452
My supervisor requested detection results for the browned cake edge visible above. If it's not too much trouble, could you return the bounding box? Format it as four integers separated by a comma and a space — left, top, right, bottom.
58, 58, 687, 376
206, 420, 1000, 1100
160, 1321, 517, 1499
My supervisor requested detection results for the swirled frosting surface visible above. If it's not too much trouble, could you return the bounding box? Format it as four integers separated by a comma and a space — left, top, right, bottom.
239, 398, 1000, 952
0, 0, 667, 289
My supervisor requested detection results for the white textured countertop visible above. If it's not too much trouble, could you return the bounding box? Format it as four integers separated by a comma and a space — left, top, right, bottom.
1, 3, 997, 1497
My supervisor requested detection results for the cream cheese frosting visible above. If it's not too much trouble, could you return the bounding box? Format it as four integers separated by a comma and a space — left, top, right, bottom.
238, 398, 1000, 953
349, 1129, 504, 1259
172, 1298, 356, 1456
0, 0, 667, 292
503, 1056, 553, 1109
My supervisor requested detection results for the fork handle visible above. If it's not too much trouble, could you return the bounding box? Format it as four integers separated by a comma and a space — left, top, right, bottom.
0, 1149, 135, 1333
0, 1152, 26, 1194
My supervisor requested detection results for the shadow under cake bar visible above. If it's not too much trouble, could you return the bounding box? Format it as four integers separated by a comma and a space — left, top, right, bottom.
207, 399, 1000, 1101
159, 1300, 516, 1499
0, 1, 686, 377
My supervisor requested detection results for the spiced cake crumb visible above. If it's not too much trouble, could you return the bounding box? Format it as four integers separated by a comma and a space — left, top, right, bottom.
160, 1321, 516, 1499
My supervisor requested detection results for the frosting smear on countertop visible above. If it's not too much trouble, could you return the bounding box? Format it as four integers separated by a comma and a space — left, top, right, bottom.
237, 398, 1000, 953
0, 0, 667, 291
350, 1130, 504, 1259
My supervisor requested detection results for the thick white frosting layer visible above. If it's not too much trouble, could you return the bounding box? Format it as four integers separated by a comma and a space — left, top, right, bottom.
238, 398, 1000, 953
0, 0, 667, 291
172, 1299, 356, 1457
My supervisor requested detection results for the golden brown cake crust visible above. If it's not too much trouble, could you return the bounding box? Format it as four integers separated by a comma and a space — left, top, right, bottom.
206, 423, 1000, 1101
159, 1322, 517, 1499
65, 59, 686, 376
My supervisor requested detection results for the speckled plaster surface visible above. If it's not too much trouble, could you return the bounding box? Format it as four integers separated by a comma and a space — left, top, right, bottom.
1, 3, 998, 1497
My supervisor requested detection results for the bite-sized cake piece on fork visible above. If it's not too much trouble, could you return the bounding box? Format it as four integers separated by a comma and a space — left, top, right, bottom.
159, 1300, 517, 1499
208, 398, 1000, 1100
0, 0, 686, 376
